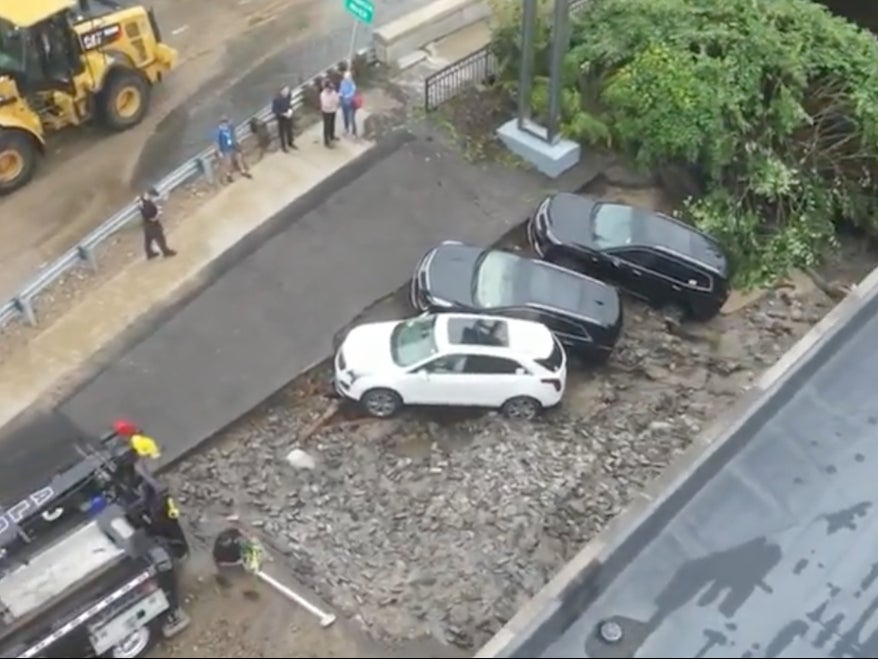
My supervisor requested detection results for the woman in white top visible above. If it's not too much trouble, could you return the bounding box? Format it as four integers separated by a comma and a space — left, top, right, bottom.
320, 81, 340, 147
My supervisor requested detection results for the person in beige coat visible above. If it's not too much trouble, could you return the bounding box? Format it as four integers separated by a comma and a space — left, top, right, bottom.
320, 80, 340, 147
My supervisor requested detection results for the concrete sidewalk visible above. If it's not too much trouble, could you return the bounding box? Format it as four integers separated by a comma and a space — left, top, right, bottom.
0, 117, 375, 431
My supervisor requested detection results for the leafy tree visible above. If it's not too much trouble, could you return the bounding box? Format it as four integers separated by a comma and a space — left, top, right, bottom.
491, 0, 878, 285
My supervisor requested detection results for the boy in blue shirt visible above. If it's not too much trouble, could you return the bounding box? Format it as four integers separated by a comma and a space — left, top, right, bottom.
216, 116, 253, 183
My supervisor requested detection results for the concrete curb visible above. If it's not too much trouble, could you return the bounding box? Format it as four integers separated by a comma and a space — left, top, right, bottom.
373, 0, 491, 64
476, 264, 878, 658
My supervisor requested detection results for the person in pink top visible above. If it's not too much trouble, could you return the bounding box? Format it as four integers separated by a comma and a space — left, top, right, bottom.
320, 80, 340, 148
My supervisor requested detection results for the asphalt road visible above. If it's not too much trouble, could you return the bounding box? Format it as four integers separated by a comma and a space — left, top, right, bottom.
59, 131, 551, 462
0, 0, 429, 302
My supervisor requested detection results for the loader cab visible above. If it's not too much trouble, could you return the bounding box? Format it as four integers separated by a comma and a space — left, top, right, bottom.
0, 13, 83, 95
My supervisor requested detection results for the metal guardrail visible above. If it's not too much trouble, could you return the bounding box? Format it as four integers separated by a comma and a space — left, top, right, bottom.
423, 0, 589, 112
0, 49, 373, 330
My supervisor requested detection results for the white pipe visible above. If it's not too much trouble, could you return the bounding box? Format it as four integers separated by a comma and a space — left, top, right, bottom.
255, 570, 337, 628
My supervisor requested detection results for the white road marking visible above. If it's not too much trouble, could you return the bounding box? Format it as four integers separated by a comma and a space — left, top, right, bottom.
171, 24, 189, 35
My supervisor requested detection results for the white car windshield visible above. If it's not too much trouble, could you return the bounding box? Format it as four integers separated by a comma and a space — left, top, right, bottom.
592, 203, 636, 249
390, 316, 438, 367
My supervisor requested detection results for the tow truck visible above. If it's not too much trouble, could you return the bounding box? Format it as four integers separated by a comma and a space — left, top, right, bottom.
0, 414, 189, 658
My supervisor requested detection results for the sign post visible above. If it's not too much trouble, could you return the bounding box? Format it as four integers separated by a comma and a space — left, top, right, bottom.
546, 0, 571, 144
344, 0, 375, 62
516, 0, 538, 132
517, 0, 570, 144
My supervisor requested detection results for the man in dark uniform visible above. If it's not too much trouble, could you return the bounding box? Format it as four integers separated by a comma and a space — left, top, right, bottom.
271, 85, 297, 152
138, 188, 176, 260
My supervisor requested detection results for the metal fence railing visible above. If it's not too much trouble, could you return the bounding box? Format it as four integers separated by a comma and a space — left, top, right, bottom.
423, 0, 589, 113
0, 49, 373, 330
424, 45, 496, 112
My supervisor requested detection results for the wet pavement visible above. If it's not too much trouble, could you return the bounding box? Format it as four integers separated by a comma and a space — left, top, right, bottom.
0, 0, 430, 304
0, 122, 606, 489
56, 130, 555, 464
132, 0, 426, 187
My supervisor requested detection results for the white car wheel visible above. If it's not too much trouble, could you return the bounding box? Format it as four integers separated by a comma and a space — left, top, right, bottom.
361, 388, 402, 418
501, 396, 541, 421
111, 626, 151, 659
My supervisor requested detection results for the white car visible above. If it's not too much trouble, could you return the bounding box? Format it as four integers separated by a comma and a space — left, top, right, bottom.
333, 312, 567, 420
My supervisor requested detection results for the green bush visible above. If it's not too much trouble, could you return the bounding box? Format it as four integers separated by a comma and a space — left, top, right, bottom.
491, 0, 878, 286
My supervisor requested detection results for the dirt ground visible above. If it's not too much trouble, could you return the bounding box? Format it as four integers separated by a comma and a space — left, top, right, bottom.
150, 556, 469, 658
148, 553, 380, 658
0, 0, 358, 301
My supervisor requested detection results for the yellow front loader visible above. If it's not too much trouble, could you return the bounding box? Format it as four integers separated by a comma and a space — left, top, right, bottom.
0, 0, 177, 195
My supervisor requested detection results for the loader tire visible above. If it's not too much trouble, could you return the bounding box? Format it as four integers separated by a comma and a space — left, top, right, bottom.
0, 129, 38, 196
101, 70, 150, 131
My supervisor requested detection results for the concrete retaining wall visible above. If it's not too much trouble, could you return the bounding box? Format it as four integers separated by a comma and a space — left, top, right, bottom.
372, 0, 491, 64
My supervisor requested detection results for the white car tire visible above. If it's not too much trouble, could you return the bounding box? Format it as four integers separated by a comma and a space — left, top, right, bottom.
361, 388, 403, 418
501, 396, 542, 421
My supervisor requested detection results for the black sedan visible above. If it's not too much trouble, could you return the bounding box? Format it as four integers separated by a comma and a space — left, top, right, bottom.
410, 241, 622, 361
527, 193, 731, 320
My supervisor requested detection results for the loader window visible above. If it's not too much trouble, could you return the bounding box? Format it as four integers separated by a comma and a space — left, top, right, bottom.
0, 20, 26, 75
36, 18, 78, 81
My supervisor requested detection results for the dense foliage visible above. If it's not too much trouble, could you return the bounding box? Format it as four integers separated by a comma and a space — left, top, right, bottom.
491, 0, 878, 285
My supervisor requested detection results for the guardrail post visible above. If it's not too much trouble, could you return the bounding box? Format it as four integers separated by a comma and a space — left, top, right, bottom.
77, 244, 98, 273
196, 154, 215, 186
13, 295, 37, 327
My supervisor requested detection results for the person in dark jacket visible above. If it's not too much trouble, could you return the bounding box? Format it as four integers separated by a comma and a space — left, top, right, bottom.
272, 85, 297, 152
138, 189, 176, 260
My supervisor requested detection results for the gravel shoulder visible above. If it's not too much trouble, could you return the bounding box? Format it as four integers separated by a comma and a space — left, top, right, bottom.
154, 180, 877, 655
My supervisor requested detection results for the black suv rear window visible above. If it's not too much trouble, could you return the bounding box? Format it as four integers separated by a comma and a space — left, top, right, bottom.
536, 338, 564, 371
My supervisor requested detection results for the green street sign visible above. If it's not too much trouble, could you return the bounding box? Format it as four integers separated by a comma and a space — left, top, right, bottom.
344, 0, 374, 24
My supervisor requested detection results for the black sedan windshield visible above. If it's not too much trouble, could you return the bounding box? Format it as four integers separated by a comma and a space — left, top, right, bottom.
473, 251, 583, 310
592, 203, 636, 249
472, 251, 520, 307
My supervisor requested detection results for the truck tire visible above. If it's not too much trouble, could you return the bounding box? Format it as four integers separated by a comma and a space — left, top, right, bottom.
100, 70, 150, 131
0, 129, 38, 195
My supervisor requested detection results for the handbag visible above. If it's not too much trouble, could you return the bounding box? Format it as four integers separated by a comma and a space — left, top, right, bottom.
353, 91, 364, 110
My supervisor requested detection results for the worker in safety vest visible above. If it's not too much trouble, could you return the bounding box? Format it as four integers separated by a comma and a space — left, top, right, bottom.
113, 419, 161, 458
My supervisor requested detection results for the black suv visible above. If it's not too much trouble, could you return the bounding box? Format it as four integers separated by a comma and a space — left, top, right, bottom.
410, 241, 623, 361
527, 193, 731, 320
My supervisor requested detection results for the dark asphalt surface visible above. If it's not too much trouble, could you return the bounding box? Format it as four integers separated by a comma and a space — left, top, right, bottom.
507, 282, 878, 657
133, 0, 424, 187
0, 130, 577, 490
